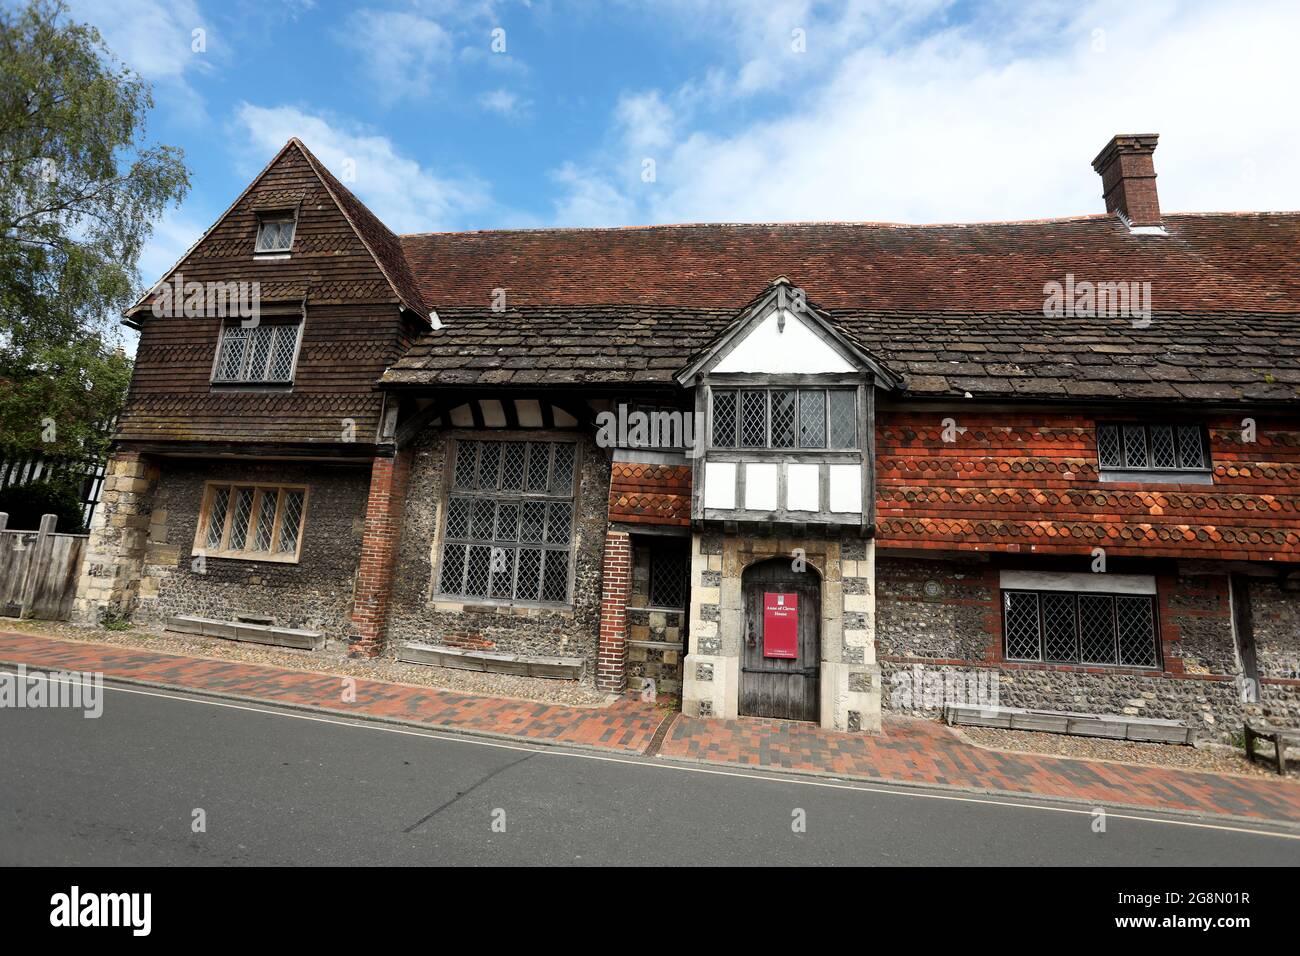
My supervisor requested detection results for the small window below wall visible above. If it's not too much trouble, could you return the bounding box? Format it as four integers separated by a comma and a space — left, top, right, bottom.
711, 388, 857, 450
1096, 422, 1211, 479
194, 483, 308, 563
1002, 590, 1160, 668
436, 438, 579, 606
212, 320, 302, 384
255, 213, 297, 254
647, 542, 688, 609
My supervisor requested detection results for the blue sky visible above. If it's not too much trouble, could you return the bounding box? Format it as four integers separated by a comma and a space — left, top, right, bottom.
42, 0, 1300, 296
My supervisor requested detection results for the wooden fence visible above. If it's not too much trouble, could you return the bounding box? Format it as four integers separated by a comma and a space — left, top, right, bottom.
0, 513, 87, 621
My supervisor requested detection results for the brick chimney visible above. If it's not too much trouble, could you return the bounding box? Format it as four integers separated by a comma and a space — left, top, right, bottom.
1091, 134, 1161, 227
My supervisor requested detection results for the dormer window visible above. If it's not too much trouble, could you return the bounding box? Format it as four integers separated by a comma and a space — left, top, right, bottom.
1096, 422, 1212, 482
255, 213, 296, 254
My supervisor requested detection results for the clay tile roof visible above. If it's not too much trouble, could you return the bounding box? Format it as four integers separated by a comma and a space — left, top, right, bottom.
383, 214, 1300, 404
293, 139, 430, 322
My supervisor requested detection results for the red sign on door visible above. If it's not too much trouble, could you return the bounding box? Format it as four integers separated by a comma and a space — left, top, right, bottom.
763, 592, 799, 659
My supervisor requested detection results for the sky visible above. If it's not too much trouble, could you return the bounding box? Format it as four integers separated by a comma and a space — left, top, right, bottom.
38, 0, 1300, 304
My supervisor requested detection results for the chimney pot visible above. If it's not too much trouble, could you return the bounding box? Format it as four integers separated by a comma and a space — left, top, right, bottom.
1091, 133, 1161, 227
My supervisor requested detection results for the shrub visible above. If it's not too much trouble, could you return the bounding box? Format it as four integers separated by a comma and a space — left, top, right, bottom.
0, 479, 87, 533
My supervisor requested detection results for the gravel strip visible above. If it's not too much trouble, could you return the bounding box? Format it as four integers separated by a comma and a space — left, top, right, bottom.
1, 620, 617, 708
955, 725, 1298, 780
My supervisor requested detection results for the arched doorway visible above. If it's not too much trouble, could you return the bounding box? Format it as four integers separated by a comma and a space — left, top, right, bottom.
739, 557, 821, 721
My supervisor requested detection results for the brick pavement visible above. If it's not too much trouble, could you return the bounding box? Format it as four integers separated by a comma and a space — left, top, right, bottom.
2, 630, 1298, 824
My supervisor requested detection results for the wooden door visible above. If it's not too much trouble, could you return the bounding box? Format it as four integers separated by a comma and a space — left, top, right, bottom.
739, 558, 821, 721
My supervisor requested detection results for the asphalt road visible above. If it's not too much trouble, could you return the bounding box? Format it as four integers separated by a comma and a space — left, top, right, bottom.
1, 676, 1297, 866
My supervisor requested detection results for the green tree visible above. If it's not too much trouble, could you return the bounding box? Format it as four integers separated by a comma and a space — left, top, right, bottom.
0, 0, 188, 460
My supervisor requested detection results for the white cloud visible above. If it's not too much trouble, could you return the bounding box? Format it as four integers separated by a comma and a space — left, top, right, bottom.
339, 10, 454, 102
478, 88, 530, 118
68, 0, 211, 80
553, 0, 1300, 225
231, 103, 489, 232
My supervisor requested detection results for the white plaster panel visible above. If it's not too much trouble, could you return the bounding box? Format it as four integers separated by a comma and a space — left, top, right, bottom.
786, 463, 820, 511
713, 310, 855, 374
703, 462, 737, 509
828, 464, 862, 513
744, 463, 779, 511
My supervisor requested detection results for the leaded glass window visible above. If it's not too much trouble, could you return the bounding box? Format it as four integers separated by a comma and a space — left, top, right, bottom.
437, 439, 578, 604
213, 321, 301, 383
1002, 590, 1159, 668
195, 483, 309, 561
1095, 422, 1211, 473
711, 388, 858, 449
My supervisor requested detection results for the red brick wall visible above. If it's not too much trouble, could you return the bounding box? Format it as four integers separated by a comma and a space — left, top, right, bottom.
607, 461, 691, 527
597, 530, 632, 691
350, 450, 412, 656
875, 412, 1300, 561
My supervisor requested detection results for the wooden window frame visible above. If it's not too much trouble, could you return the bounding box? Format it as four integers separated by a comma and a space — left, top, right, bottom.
254, 211, 298, 255
710, 387, 858, 451
430, 435, 581, 609
192, 481, 310, 564
1095, 421, 1212, 476
209, 316, 304, 386
1000, 588, 1162, 670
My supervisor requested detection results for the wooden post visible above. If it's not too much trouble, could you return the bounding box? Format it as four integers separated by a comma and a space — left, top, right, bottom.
0, 513, 7, 532
20, 513, 57, 619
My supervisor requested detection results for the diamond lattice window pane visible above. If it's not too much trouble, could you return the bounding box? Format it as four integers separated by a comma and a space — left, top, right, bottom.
515, 548, 542, 600
546, 502, 572, 544
712, 390, 737, 447
453, 442, 478, 489
770, 389, 796, 448
470, 499, 495, 539
1149, 425, 1176, 469
495, 502, 519, 541
1041, 592, 1077, 662
478, 441, 501, 490
277, 490, 304, 554
464, 545, 492, 597
252, 490, 278, 552
551, 443, 575, 493
489, 546, 515, 599
828, 390, 857, 448
205, 487, 230, 549
500, 442, 526, 490
439, 543, 466, 594
1177, 425, 1206, 469
1003, 591, 1040, 660
245, 325, 274, 380
740, 391, 767, 447
649, 545, 687, 608
1123, 425, 1148, 468
216, 327, 248, 381
228, 488, 255, 550
1116, 596, 1157, 666
1078, 594, 1116, 664
799, 389, 826, 448
520, 501, 546, 543
268, 325, 298, 381
1096, 424, 1122, 468
445, 497, 472, 538
540, 550, 568, 602
526, 443, 550, 491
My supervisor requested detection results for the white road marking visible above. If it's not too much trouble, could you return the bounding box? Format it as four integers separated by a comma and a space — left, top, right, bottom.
4, 666, 1299, 842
